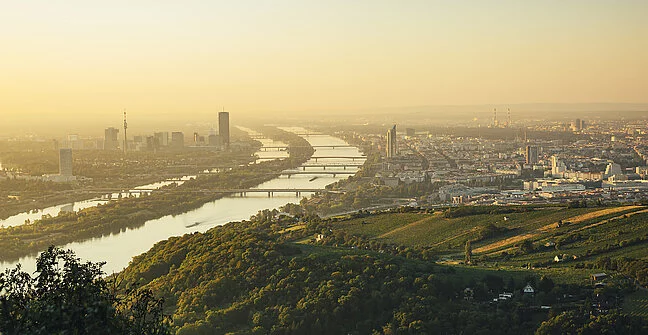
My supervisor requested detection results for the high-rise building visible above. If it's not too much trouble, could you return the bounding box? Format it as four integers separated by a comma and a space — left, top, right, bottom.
604, 162, 623, 178
386, 125, 397, 158
146, 136, 160, 151
551, 155, 567, 177
571, 119, 582, 132
104, 127, 120, 150
59, 148, 73, 176
154, 132, 169, 147
219, 111, 230, 147
525, 145, 539, 165
171, 132, 184, 149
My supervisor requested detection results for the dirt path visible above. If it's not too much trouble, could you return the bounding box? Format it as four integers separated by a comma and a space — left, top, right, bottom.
474, 206, 645, 255
377, 217, 432, 238
538, 206, 643, 232
574, 208, 648, 233
473, 233, 537, 254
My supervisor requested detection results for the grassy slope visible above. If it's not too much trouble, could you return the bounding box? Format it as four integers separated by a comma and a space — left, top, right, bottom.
326, 205, 648, 300
625, 289, 648, 319
335, 207, 601, 251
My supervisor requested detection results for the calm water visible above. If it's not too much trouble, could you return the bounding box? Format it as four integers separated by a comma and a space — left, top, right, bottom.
0, 129, 363, 274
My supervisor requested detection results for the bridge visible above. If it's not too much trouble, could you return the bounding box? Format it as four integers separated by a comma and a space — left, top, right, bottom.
255, 155, 366, 162
220, 188, 331, 197
311, 156, 365, 162
280, 170, 356, 178
257, 145, 355, 151
299, 163, 363, 170
249, 133, 324, 139
89, 187, 340, 198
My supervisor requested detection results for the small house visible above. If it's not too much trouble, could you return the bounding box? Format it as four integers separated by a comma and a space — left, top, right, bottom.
591, 273, 608, 283
498, 292, 513, 301
523, 283, 535, 295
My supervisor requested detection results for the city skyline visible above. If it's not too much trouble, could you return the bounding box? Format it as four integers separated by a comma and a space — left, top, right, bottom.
3, 2, 648, 333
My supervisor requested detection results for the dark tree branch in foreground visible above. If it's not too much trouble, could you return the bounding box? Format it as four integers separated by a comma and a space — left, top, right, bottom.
0, 247, 170, 335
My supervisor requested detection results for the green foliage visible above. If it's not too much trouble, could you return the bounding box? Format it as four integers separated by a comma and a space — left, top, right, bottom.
536, 311, 648, 335
517, 239, 535, 254
0, 247, 170, 335
624, 289, 648, 319
0, 127, 314, 262
119, 219, 546, 334
444, 205, 538, 219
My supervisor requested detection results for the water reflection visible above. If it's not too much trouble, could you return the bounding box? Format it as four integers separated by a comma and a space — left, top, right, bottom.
0, 128, 364, 274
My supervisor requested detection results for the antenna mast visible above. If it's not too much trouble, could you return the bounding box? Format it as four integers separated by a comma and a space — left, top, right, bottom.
123, 110, 128, 154
507, 108, 511, 127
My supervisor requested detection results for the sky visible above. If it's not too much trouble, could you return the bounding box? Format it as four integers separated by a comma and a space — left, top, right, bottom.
1, 0, 647, 125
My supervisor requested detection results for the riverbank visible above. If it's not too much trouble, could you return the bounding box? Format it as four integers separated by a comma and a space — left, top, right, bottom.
0, 141, 260, 221
0, 127, 314, 263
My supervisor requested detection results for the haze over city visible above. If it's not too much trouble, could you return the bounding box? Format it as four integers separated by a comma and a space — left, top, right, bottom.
2, 1, 648, 135
2, 2, 648, 334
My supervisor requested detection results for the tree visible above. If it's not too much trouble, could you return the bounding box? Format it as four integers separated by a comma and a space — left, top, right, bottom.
538, 275, 554, 294
518, 239, 534, 254
0, 247, 170, 335
465, 240, 472, 264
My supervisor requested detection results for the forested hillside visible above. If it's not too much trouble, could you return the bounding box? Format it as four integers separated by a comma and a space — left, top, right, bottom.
119, 208, 648, 334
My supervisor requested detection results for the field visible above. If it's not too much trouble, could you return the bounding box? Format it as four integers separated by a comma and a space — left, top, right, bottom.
324, 205, 648, 282
333, 207, 626, 253
624, 289, 648, 319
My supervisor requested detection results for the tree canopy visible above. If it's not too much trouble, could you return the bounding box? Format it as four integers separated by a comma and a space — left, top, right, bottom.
0, 247, 170, 335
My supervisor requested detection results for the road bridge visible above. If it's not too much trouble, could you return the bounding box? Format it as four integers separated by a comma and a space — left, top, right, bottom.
257, 145, 355, 151
87, 187, 342, 198
255, 155, 366, 161
280, 171, 356, 178
299, 163, 363, 170
248, 133, 323, 139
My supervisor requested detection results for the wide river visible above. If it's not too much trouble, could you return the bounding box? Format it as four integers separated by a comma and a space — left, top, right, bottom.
0, 128, 364, 274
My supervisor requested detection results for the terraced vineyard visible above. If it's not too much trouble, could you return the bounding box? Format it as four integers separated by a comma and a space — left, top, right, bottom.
334, 206, 610, 252
331, 205, 648, 270
625, 289, 648, 319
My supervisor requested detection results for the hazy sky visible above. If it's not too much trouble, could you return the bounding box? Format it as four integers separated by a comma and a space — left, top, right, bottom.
2, 0, 647, 122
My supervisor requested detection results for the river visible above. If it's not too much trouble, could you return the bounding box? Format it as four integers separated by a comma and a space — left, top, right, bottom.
0, 128, 364, 274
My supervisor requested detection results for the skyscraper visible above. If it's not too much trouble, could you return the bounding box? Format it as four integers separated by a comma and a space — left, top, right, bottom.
386, 125, 397, 158
219, 111, 230, 147
571, 119, 582, 131
104, 127, 120, 150
525, 145, 538, 165
154, 132, 169, 147
171, 132, 184, 149
551, 155, 567, 177
59, 148, 73, 176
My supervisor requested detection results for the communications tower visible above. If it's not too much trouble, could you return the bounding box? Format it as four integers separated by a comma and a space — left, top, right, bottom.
123, 110, 128, 154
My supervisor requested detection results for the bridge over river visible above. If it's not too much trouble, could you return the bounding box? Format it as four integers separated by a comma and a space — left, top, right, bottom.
87, 187, 341, 198
256, 155, 366, 162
